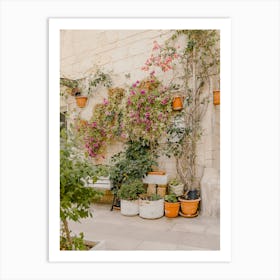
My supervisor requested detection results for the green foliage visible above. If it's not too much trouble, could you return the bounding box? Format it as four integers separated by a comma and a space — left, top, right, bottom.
169, 177, 183, 186
89, 68, 112, 88
75, 87, 125, 158
123, 74, 173, 143
60, 231, 87, 251
110, 140, 157, 191
149, 193, 162, 201
60, 128, 103, 250
95, 164, 110, 177
60, 144, 102, 222
165, 193, 178, 203
118, 180, 145, 200
60, 78, 79, 89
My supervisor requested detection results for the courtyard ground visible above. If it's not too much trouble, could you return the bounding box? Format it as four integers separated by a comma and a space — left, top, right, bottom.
68, 203, 220, 250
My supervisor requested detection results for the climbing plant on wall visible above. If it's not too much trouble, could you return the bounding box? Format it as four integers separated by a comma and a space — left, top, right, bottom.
123, 72, 173, 144
76, 87, 126, 159
142, 30, 220, 193
171, 30, 220, 192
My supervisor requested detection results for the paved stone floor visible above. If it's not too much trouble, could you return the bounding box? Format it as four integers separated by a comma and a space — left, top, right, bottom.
68, 203, 220, 250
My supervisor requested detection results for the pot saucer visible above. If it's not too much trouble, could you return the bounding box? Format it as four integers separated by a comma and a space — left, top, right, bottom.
179, 211, 199, 218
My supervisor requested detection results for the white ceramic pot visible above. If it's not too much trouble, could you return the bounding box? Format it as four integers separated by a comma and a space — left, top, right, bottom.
169, 183, 184, 197
120, 199, 139, 216
139, 198, 164, 219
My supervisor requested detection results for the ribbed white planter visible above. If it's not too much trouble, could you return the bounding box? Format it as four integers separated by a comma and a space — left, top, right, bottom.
169, 183, 184, 197
139, 198, 164, 219
120, 199, 139, 216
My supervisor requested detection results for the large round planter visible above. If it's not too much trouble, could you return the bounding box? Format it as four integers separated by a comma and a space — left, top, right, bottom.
139, 198, 164, 219
120, 199, 139, 216
169, 183, 184, 197
179, 197, 201, 216
164, 201, 180, 218
75, 96, 88, 108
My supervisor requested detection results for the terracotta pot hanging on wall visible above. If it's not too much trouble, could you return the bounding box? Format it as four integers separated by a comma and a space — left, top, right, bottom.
172, 96, 183, 111
213, 90, 220, 105
75, 96, 88, 108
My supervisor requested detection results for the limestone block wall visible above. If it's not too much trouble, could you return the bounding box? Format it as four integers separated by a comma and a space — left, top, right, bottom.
60, 30, 220, 179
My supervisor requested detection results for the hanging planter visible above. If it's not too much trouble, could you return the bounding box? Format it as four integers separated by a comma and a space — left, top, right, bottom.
213, 90, 220, 105
172, 96, 184, 111
75, 96, 88, 108
71, 87, 81, 96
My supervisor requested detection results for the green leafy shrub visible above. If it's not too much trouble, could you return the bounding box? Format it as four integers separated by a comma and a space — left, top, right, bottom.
110, 140, 157, 191
60, 129, 103, 250
118, 180, 145, 201
165, 193, 178, 203
169, 178, 183, 186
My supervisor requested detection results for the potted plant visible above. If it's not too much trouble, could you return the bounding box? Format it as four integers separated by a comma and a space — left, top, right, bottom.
73, 68, 113, 108
164, 193, 180, 218
168, 178, 184, 197
178, 178, 201, 217
109, 140, 157, 210
139, 193, 164, 219
60, 77, 79, 96
118, 180, 145, 216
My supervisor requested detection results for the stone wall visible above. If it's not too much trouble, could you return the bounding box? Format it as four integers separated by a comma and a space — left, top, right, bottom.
60, 30, 220, 204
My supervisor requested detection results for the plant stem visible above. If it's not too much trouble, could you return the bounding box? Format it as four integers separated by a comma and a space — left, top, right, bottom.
62, 218, 72, 249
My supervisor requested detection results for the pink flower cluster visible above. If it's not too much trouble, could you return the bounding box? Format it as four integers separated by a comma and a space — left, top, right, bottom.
142, 41, 180, 72
82, 122, 106, 158
124, 75, 172, 141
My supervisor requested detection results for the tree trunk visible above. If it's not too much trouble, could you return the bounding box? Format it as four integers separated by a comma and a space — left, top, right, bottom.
62, 218, 72, 249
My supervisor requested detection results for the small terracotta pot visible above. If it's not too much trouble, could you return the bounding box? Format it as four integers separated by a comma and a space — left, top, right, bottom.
179, 197, 201, 216
213, 90, 220, 105
164, 201, 180, 218
172, 96, 183, 110
75, 96, 88, 108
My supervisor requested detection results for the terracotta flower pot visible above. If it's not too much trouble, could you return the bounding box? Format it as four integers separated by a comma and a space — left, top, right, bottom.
172, 96, 183, 110
213, 90, 220, 105
75, 96, 88, 108
179, 197, 201, 216
164, 201, 180, 218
